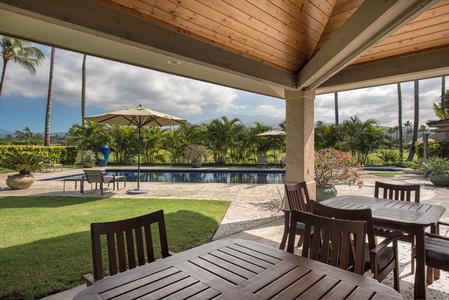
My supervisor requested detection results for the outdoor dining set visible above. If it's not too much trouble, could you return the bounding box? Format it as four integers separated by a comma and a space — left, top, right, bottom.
73, 180, 448, 300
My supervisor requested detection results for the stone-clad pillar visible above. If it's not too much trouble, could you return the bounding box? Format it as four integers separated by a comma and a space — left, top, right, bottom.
285, 89, 316, 199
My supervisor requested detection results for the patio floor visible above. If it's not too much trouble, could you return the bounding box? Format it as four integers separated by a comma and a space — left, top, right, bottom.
1, 166, 448, 299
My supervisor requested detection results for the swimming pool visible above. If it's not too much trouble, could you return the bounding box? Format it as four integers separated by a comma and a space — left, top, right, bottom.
105, 168, 286, 184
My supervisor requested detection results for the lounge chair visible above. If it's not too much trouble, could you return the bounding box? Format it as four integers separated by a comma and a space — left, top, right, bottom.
256, 155, 268, 168
83, 169, 125, 195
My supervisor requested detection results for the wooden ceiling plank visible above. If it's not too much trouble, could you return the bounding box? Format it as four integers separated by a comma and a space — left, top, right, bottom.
298, 0, 440, 90
109, 0, 304, 71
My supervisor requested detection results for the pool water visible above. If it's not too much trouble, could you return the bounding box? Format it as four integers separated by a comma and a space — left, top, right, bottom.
106, 169, 286, 184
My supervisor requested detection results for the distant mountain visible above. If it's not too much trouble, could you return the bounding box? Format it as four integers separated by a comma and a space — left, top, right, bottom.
0, 130, 68, 138
195, 115, 284, 128
0, 129, 14, 138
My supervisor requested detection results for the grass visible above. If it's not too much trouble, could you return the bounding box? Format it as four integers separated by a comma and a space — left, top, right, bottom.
0, 196, 230, 300
370, 172, 404, 177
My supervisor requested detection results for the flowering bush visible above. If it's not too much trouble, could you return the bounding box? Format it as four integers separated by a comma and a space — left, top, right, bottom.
183, 144, 209, 162
315, 148, 364, 188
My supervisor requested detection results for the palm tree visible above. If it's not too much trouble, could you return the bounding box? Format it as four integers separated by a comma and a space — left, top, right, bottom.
334, 92, 339, 126
81, 54, 87, 125
397, 83, 403, 158
407, 80, 419, 161
442, 76, 446, 111
44, 47, 55, 146
403, 120, 413, 144
0, 35, 45, 98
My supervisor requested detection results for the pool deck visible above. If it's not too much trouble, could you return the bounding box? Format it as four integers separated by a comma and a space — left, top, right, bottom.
1, 166, 449, 299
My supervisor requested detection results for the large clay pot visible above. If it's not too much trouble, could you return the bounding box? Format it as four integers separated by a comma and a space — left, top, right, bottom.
5, 174, 35, 190
316, 186, 338, 202
429, 172, 449, 187
83, 161, 95, 168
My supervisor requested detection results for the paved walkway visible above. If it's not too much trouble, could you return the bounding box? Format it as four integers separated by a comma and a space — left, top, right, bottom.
1, 166, 448, 299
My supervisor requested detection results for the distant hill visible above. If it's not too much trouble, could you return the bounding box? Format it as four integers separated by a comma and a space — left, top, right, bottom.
0, 129, 14, 138
196, 115, 284, 128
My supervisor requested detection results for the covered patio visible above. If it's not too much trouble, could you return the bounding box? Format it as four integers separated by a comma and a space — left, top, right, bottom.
1, 1, 449, 299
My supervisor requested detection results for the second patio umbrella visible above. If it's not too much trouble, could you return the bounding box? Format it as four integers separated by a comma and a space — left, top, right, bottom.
255, 130, 286, 166
86, 104, 186, 194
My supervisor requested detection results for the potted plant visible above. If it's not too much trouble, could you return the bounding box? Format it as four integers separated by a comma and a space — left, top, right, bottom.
82, 150, 104, 168
423, 156, 449, 187
314, 148, 364, 201
183, 144, 209, 168
0, 151, 44, 189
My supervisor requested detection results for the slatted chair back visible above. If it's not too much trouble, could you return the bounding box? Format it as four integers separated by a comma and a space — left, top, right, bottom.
87, 210, 171, 284
285, 181, 311, 212
279, 182, 311, 250
374, 181, 420, 203
287, 210, 367, 275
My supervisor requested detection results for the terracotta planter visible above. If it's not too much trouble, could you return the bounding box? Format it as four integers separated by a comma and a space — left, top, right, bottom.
83, 161, 95, 168
5, 174, 35, 190
316, 186, 338, 202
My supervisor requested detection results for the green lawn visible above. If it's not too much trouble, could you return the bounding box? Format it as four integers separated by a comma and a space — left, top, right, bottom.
0, 196, 230, 300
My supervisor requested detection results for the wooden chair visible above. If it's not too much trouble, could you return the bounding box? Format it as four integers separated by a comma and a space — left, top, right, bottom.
374, 180, 420, 273
287, 209, 367, 275
413, 221, 449, 284
83, 210, 172, 285
310, 201, 402, 291
279, 182, 311, 250
83, 169, 122, 195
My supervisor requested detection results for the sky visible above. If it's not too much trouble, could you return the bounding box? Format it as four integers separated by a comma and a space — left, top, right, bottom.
0, 43, 447, 134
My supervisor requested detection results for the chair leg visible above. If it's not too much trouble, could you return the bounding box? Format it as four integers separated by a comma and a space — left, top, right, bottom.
279, 212, 289, 250
410, 241, 415, 274
393, 240, 400, 292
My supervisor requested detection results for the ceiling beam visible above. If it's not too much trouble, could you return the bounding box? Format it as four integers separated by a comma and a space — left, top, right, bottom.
298, 0, 439, 91
316, 48, 449, 94
0, 0, 292, 98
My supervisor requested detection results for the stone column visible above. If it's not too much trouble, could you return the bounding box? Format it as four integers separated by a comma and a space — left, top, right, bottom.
285, 89, 316, 199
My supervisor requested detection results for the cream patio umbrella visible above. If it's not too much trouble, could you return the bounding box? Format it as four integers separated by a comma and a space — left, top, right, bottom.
255, 130, 286, 166
86, 104, 186, 194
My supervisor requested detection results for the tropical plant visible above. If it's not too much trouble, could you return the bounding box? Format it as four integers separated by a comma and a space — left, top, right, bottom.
82, 150, 98, 163
376, 150, 401, 163
414, 156, 449, 175
0, 151, 43, 175
0, 35, 45, 98
183, 144, 209, 162
314, 148, 364, 188
433, 103, 449, 120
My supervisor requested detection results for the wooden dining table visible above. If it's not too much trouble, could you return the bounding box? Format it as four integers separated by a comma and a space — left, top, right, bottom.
321, 195, 446, 300
73, 238, 402, 300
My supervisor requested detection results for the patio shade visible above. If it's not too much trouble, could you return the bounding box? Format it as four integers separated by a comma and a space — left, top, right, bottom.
255, 130, 286, 137
86, 104, 186, 194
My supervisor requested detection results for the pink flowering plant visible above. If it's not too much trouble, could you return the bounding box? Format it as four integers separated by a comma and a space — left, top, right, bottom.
314, 148, 364, 188
183, 144, 209, 162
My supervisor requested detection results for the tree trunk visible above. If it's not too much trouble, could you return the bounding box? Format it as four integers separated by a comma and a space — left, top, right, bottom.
0, 59, 8, 99
334, 92, 339, 126
82, 54, 87, 126
442, 76, 446, 111
397, 83, 403, 158
407, 80, 419, 161
45, 47, 56, 146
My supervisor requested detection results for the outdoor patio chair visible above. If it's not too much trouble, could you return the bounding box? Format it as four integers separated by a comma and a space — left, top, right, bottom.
286, 209, 367, 275
83, 169, 124, 195
413, 220, 449, 284
256, 155, 268, 168
310, 201, 402, 292
374, 180, 420, 273
279, 182, 311, 250
83, 210, 172, 286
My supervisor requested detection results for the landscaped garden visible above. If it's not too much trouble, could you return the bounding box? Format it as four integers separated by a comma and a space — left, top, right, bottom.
0, 196, 229, 299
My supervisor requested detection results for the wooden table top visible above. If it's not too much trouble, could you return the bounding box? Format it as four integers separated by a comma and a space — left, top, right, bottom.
74, 239, 402, 300
322, 195, 446, 228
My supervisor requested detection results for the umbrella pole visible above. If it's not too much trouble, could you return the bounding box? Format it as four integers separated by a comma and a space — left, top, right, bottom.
128, 125, 149, 194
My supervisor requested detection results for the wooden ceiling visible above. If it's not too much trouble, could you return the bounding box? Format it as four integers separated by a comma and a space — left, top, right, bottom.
0, 0, 448, 98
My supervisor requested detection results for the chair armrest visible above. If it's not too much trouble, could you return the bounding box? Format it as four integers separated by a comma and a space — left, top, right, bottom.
371, 231, 403, 255
425, 232, 449, 241
82, 273, 94, 286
